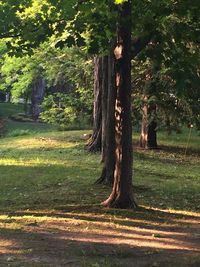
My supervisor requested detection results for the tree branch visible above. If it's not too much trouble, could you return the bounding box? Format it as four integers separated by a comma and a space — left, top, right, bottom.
0, 32, 21, 39
131, 34, 153, 58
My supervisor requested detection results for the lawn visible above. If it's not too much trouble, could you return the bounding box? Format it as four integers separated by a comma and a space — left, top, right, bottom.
0, 104, 199, 266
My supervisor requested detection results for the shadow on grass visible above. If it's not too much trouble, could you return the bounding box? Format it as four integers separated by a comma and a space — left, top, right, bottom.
134, 145, 200, 165
8, 205, 200, 229
0, 159, 199, 212
0, 207, 200, 267
159, 145, 200, 157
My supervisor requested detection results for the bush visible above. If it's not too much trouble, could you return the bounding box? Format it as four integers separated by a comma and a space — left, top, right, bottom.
40, 93, 91, 130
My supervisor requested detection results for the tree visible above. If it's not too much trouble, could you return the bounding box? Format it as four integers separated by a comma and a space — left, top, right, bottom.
140, 97, 158, 149
0, 52, 45, 118
97, 52, 116, 185
88, 0, 200, 153
39, 46, 93, 130
86, 57, 103, 152
133, 64, 160, 149
101, 0, 137, 208
31, 75, 45, 120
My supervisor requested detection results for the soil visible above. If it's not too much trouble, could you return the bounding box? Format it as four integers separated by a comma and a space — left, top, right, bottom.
0, 207, 200, 267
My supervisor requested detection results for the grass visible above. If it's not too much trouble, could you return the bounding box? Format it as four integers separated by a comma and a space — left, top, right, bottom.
0, 130, 103, 212
0, 129, 199, 213
0, 102, 56, 137
0, 102, 25, 118
0, 103, 200, 266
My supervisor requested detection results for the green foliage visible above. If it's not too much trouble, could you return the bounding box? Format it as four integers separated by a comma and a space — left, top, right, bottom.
0, 43, 93, 126
41, 93, 76, 127
132, 52, 200, 131
40, 93, 90, 130
0, 45, 46, 102
41, 45, 93, 108
115, 0, 128, 4
0, 0, 199, 132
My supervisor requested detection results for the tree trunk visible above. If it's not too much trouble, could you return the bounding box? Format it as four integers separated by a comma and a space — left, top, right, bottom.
101, 56, 109, 162
102, 0, 137, 209
23, 93, 29, 115
87, 57, 102, 152
31, 76, 45, 120
140, 97, 157, 149
140, 96, 148, 148
97, 51, 116, 186
148, 119, 157, 148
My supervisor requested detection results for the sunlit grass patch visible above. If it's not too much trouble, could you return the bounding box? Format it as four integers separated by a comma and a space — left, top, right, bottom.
0, 104, 200, 266
0, 129, 104, 213
0, 122, 199, 214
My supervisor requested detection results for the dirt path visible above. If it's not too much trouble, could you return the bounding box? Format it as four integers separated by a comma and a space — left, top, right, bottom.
0, 207, 200, 266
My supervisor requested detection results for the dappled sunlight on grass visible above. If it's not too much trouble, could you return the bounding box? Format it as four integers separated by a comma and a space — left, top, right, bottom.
0, 158, 76, 166
0, 159, 50, 166
0, 205, 200, 266
0, 136, 78, 150
0, 118, 200, 265
0, 129, 200, 214
146, 206, 200, 218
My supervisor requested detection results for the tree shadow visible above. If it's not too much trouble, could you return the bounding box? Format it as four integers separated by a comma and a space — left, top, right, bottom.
0, 210, 200, 267
0, 137, 200, 266
133, 144, 200, 165
160, 145, 200, 157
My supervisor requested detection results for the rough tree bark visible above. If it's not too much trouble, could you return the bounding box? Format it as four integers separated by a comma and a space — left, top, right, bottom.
97, 51, 116, 185
31, 76, 45, 120
102, 0, 137, 208
140, 96, 158, 149
88, 20, 152, 156
101, 56, 109, 162
87, 57, 103, 152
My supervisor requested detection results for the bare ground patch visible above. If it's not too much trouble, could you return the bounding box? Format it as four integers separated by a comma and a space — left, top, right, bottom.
0, 207, 200, 267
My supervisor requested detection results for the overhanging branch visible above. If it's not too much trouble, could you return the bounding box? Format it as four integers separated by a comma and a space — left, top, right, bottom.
132, 34, 153, 58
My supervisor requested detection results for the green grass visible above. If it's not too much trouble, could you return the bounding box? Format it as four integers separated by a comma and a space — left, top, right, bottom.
0, 129, 199, 213
0, 130, 103, 212
5, 120, 55, 136
0, 103, 199, 213
157, 128, 200, 150
0, 102, 56, 136
0, 103, 200, 267
0, 102, 24, 118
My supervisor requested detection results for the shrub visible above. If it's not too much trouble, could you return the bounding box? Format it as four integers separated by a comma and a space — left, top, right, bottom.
40, 93, 90, 130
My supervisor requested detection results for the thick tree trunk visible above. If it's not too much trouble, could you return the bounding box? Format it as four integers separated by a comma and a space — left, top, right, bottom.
87, 57, 103, 152
140, 97, 157, 149
31, 76, 45, 120
102, 0, 137, 209
97, 51, 116, 185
